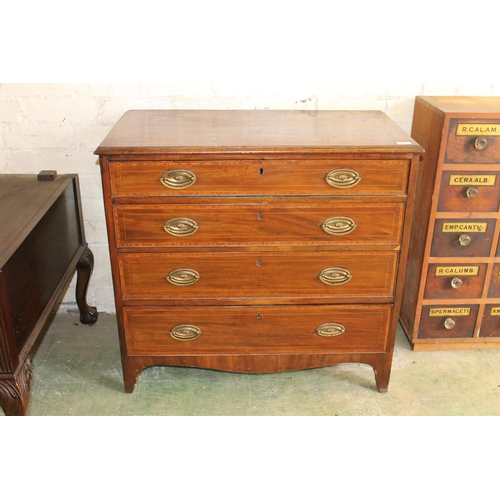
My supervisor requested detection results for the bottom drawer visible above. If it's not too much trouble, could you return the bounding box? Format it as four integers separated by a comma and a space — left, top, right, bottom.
418, 305, 479, 339
479, 305, 500, 338
123, 305, 392, 355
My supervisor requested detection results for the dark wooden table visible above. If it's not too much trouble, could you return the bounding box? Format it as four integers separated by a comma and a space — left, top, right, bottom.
0, 172, 98, 416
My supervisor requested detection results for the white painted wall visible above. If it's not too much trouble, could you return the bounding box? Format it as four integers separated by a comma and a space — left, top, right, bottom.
2, 1, 500, 313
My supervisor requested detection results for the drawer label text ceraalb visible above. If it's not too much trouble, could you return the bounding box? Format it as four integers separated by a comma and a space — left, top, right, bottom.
435, 266, 479, 276
449, 175, 496, 186
442, 222, 487, 232
456, 123, 500, 136
429, 307, 470, 317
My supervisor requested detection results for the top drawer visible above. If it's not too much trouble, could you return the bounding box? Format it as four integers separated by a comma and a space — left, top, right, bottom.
444, 119, 500, 164
108, 159, 409, 197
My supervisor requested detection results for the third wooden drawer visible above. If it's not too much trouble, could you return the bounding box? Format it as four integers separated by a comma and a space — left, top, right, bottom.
118, 251, 398, 302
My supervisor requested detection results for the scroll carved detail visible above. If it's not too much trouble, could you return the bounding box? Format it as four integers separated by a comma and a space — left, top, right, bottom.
0, 357, 33, 416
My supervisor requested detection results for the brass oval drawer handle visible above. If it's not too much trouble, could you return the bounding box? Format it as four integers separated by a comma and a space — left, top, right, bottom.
325, 169, 361, 189
444, 318, 456, 330
164, 217, 198, 237
322, 216, 357, 235
466, 187, 479, 199
316, 323, 346, 337
319, 267, 352, 286
451, 277, 463, 289
474, 137, 488, 150
170, 324, 202, 341
160, 170, 196, 190
459, 234, 472, 247
167, 268, 200, 286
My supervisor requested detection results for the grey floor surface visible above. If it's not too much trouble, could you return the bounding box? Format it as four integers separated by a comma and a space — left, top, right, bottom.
3, 311, 500, 416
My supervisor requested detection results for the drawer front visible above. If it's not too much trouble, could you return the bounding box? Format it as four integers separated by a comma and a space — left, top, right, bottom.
444, 119, 500, 164
430, 218, 496, 257
109, 160, 409, 197
119, 251, 398, 301
424, 263, 487, 300
437, 171, 500, 213
487, 264, 500, 297
418, 305, 479, 339
114, 203, 404, 248
479, 305, 500, 338
123, 304, 392, 355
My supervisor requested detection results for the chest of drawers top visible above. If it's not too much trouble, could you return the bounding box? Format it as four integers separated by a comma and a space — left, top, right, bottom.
95, 110, 422, 156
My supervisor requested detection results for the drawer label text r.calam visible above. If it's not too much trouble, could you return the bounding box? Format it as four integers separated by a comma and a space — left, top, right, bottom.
456, 124, 500, 136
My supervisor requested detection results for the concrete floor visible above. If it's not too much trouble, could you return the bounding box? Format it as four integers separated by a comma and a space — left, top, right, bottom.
4, 311, 500, 416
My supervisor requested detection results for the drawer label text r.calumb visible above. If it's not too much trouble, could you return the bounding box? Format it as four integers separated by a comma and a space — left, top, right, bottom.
435, 266, 479, 276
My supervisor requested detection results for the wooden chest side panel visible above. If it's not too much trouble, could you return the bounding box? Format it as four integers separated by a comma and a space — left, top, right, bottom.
400, 98, 444, 337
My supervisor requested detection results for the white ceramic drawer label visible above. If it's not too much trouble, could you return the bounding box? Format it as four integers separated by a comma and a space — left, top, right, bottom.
449, 175, 496, 186
456, 124, 500, 136
429, 307, 470, 317
442, 222, 487, 232
435, 266, 479, 276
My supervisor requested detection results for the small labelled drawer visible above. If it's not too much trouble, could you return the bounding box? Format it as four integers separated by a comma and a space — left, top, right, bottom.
479, 305, 500, 338
430, 218, 496, 257
108, 159, 410, 197
114, 203, 405, 248
424, 263, 487, 300
418, 305, 479, 339
487, 264, 500, 297
118, 251, 398, 302
444, 119, 500, 164
437, 171, 500, 212
123, 304, 392, 355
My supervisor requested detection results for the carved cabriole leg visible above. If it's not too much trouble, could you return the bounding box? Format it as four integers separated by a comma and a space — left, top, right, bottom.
76, 246, 99, 325
0, 358, 33, 416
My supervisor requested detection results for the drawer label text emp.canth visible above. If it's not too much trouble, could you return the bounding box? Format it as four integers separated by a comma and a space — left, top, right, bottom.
442, 222, 487, 232
456, 123, 500, 135
429, 307, 471, 317
449, 175, 496, 186
435, 266, 479, 276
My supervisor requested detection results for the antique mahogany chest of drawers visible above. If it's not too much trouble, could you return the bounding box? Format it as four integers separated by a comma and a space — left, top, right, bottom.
400, 96, 500, 350
0, 173, 98, 416
95, 110, 422, 392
